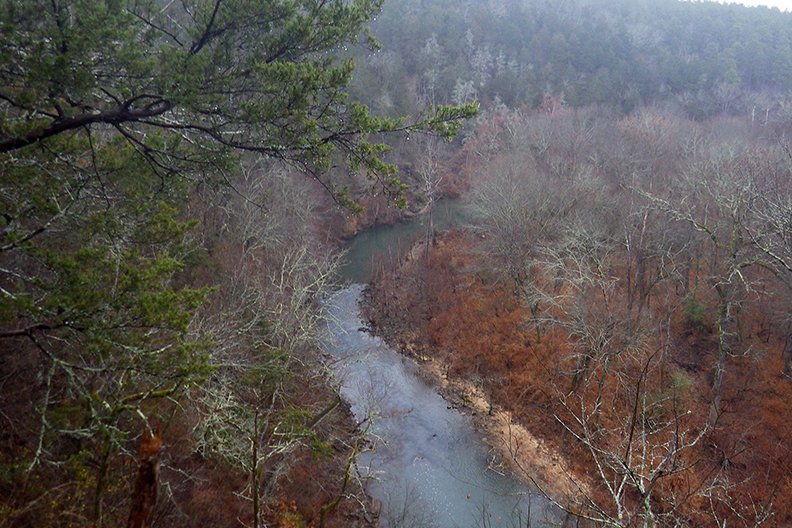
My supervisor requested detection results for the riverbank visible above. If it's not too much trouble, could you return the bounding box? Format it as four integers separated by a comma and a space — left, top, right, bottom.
377, 327, 589, 505
324, 285, 552, 527
359, 232, 591, 510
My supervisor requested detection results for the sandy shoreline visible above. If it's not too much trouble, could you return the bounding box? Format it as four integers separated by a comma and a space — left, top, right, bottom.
407, 349, 588, 504
358, 234, 594, 514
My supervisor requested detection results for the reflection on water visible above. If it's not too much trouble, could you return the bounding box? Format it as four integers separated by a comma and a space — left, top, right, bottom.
322, 286, 559, 528
339, 199, 469, 284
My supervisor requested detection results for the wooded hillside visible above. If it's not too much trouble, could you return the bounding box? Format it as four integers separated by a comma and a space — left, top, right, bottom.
353, 0, 792, 118
367, 104, 792, 527
4, 0, 792, 526
0, 1, 471, 526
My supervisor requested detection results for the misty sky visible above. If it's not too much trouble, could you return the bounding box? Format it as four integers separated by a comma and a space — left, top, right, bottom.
718, 0, 792, 10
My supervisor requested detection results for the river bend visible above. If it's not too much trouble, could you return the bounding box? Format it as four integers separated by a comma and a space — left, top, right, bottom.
323, 285, 557, 528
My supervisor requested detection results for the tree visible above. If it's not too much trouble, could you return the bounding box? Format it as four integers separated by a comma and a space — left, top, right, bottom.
540, 348, 710, 528
415, 136, 443, 256
0, 0, 475, 199
641, 147, 765, 427
188, 161, 349, 524
743, 143, 792, 378
0, 165, 212, 525
0, 1, 476, 524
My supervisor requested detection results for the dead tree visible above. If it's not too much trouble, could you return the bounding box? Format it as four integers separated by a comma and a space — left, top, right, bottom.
127, 425, 162, 528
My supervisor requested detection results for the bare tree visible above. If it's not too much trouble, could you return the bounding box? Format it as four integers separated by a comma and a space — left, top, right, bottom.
639, 146, 766, 426
184, 159, 347, 523
416, 137, 444, 257
743, 142, 792, 377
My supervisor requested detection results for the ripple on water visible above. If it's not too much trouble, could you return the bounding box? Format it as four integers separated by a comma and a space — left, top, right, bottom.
322, 285, 560, 528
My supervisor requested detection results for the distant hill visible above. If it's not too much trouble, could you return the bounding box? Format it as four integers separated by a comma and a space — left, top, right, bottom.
352, 0, 792, 117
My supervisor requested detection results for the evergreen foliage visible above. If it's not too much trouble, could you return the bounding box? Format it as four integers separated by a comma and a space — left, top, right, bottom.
0, 1, 474, 524
351, 0, 792, 116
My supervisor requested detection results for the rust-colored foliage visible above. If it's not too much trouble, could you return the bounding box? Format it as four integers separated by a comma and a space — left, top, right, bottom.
127, 425, 163, 528
366, 222, 792, 526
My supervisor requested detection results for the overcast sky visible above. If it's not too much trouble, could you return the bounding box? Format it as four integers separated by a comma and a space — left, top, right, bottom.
717, 0, 792, 10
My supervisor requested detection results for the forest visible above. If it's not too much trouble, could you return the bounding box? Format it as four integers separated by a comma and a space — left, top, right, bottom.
1, 0, 792, 527
367, 105, 792, 527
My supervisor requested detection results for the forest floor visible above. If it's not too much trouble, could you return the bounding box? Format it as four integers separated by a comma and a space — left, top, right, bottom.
360, 227, 792, 526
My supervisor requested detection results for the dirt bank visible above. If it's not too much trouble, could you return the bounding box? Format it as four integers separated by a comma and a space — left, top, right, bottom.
359, 234, 591, 509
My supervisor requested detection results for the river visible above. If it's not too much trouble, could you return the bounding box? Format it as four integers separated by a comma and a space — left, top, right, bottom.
321, 202, 560, 527
338, 199, 469, 284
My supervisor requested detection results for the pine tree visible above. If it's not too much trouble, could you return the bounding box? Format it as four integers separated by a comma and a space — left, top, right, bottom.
0, 1, 476, 524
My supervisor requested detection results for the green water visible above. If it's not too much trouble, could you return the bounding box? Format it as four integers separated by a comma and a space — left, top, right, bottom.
339, 198, 469, 284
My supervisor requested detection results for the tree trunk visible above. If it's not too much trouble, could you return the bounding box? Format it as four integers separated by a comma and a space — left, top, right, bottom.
92, 435, 113, 527
127, 426, 162, 528
708, 301, 730, 427
252, 411, 260, 528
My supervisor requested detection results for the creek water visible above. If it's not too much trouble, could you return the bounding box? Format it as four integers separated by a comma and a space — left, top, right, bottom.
322, 203, 560, 527
339, 199, 469, 284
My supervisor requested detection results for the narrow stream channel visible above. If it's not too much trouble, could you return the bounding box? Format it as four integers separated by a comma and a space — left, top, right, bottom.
338, 199, 469, 284
322, 203, 560, 527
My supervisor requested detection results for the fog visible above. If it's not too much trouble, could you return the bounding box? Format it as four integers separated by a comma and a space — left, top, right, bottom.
719, 0, 792, 10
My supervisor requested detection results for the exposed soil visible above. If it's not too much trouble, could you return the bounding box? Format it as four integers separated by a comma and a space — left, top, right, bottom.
360, 226, 792, 527
359, 235, 591, 508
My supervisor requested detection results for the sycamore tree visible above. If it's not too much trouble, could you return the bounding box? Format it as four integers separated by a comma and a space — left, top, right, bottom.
0, 1, 476, 525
